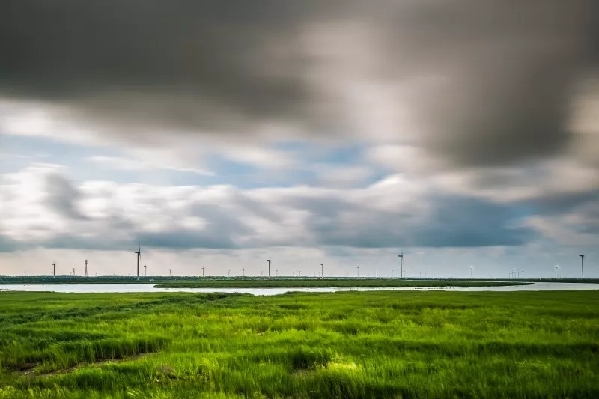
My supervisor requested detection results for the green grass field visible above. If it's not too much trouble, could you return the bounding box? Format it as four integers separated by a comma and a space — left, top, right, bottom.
1, 290, 598, 398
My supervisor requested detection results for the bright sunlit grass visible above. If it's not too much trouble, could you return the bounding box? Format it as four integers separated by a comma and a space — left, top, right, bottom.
1, 290, 598, 398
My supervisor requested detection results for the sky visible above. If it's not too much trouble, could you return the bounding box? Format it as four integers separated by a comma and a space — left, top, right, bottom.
0, 0, 598, 278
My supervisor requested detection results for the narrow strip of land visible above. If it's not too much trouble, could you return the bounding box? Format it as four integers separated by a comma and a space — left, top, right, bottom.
154, 278, 531, 288
3, 276, 597, 287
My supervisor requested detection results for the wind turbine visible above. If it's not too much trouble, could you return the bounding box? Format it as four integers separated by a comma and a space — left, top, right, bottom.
201, 267, 205, 278
398, 252, 404, 279
357, 266, 360, 278
52, 263, 56, 277
134, 245, 141, 279
144, 265, 147, 277
267, 259, 271, 278
321, 263, 324, 279
555, 264, 559, 279
228, 270, 230, 277
469, 265, 473, 278
169, 269, 172, 277
580, 255, 585, 278
85, 260, 88, 277
276, 269, 278, 277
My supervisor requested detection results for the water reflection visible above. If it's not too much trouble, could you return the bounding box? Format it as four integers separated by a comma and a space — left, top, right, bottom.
0, 282, 598, 295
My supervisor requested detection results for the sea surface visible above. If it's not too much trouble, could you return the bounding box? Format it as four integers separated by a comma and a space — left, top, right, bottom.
1, 282, 598, 295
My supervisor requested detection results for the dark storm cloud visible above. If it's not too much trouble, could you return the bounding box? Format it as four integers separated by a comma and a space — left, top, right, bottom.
0, 0, 323, 134
0, 235, 22, 252
288, 194, 535, 248
579, 221, 599, 235
43, 235, 132, 251
363, 1, 596, 166
409, 196, 535, 247
44, 173, 88, 220
137, 231, 237, 250
522, 190, 599, 217
1, 0, 597, 166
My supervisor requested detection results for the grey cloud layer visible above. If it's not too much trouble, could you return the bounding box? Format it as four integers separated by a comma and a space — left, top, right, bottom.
1, 0, 596, 167
0, 166, 539, 251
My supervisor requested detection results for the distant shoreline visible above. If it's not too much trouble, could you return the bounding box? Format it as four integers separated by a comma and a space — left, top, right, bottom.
2, 276, 597, 288
153, 279, 535, 288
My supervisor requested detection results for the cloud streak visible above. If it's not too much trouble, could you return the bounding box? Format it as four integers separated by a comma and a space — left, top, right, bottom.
0, 165, 543, 252
1, 0, 597, 168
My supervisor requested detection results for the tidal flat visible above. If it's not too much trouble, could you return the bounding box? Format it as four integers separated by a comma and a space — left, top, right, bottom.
1, 290, 598, 398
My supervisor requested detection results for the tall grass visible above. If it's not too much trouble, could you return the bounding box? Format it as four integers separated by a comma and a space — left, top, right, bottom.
0, 291, 598, 398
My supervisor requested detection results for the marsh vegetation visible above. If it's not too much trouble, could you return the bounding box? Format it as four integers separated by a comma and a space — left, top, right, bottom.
1, 291, 598, 398
153, 279, 531, 288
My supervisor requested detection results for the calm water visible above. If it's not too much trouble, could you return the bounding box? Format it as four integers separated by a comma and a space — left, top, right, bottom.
0, 282, 598, 295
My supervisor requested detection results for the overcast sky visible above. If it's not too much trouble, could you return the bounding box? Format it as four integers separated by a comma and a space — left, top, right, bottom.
1, 0, 598, 278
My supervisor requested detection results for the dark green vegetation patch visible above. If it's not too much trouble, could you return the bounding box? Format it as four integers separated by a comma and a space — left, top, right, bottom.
1, 290, 599, 398
154, 278, 531, 288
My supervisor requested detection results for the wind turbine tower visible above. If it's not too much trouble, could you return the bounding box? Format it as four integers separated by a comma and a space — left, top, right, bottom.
321, 263, 324, 279
201, 267, 205, 278
267, 259, 271, 278
85, 260, 88, 277
357, 266, 360, 278
135, 245, 141, 279
144, 265, 147, 277
580, 255, 585, 278
52, 263, 56, 277
398, 252, 404, 279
